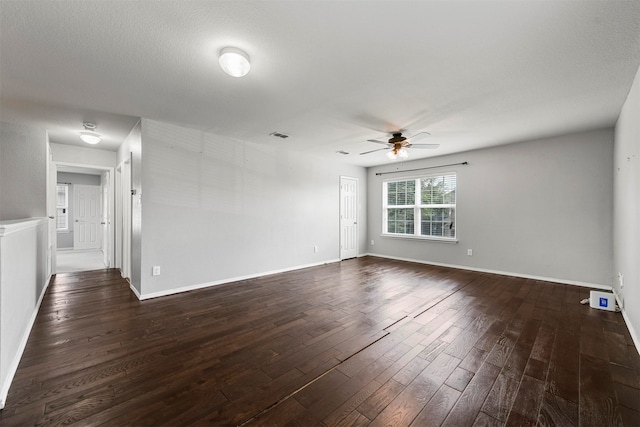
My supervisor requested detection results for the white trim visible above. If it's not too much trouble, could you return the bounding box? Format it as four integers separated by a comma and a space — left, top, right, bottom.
0, 275, 51, 409
611, 289, 640, 355
134, 259, 341, 301
365, 253, 611, 290
339, 176, 359, 260
57, 248, 104, 254
365, 253, 640, 355
619, 307, 640, 357
382, 173, 457, 240
129, 283, 142, 300
54, 162, 115, 272
381, 233, 458, 243
613, 288, 624, 310
0, 218, 47, 237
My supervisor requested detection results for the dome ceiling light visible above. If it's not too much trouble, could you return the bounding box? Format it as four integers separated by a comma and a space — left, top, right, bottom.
218, 47, 251, 77
80, 122, 101, 145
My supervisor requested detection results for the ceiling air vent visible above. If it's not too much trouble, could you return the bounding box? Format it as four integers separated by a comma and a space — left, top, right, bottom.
269, 131, 289, 139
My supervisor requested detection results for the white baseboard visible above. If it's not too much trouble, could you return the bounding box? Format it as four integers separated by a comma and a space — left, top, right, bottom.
620, 308, 640, 357
129, 282, 142, 300
364, 254, 640, 351
615, 290, 640, 356
0, 275, 52, 410
136, 259, 341, 301
364, 253, 612, 291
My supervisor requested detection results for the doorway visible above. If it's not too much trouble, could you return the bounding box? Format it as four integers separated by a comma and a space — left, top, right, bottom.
53, 164, 114, 273
339, 176, 358, 260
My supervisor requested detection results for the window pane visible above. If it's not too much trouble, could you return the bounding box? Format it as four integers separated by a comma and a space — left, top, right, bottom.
422, 177, 445, 204
422, 175, 456, 205
387, 180, 415, 206
56, 185, 68, 231
56, 185, 67, 207
421, 208, 455, 238
57, 207, 67, 230
387, 208, 414, 234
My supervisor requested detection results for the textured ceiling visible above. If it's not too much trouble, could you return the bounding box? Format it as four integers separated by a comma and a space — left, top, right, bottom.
2, 1, 640, 166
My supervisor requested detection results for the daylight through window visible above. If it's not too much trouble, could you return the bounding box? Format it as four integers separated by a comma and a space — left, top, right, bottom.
383, 173, 456, 240
56, 184, 69, 231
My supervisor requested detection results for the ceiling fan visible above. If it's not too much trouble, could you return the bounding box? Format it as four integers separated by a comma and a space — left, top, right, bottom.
360, 131, 439, 160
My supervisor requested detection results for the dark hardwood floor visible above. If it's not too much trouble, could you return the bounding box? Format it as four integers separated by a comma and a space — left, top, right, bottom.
1, 257, 639, 426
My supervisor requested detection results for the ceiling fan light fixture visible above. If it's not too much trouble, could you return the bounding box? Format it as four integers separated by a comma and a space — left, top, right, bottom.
387, 150, 398, 160
219, 47, 251, 77
80, 123, 101, 144
398, 148, 409, 159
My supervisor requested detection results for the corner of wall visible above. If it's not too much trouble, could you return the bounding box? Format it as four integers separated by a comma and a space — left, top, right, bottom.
613, 62, 640, 356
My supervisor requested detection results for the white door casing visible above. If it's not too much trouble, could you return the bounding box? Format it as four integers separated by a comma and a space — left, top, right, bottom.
117, 158, 132, 279
47, 144, 57, 275
102, 172, 110, 267
340, 176, 358, 260
73, 184, 102, 250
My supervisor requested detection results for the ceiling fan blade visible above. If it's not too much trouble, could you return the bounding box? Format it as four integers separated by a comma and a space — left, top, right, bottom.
366, 139, 390, 146
407, 131, 431, 142
360, 147, 390, 155
409, 144, 440, 149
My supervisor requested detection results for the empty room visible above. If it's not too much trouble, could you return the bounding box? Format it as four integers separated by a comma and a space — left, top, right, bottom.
0, 1, 639, 426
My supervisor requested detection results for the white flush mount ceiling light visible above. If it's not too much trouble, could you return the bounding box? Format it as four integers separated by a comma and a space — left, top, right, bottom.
219, 47, 251, 77
79, 122, 101, 145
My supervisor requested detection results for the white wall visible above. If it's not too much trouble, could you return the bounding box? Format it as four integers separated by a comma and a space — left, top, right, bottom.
367, 128, 614, 288
138, 119, 367, 298
0, 218, 49, 409
0, 122, 48, 220
614, 64, 640, 350
49, 143, 116, 168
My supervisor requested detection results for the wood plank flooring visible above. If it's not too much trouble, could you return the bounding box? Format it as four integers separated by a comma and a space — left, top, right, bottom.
1, 257, 639, 426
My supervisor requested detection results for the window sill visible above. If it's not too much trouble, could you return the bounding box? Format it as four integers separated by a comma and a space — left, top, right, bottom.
381, 233, 458, 244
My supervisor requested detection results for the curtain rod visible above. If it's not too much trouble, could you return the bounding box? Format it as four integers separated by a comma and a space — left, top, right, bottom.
375, 161, 468, 176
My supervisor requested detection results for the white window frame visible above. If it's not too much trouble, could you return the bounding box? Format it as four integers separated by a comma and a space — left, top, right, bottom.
56, 184, 69, 232
382, 172, 457, 242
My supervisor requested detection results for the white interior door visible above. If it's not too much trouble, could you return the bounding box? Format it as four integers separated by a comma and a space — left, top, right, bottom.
340, 176, 358, 260
74, 184, 102, 250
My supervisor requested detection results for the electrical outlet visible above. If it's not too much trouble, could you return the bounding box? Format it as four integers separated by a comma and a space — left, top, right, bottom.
314, 245, 318, 253
371, 240, 375, 246
467, 249, 473, 256
152, 266, 161, 276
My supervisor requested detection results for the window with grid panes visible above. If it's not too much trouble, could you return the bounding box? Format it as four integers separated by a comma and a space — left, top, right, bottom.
56, 184, 69, 231
383, 173, 456, 240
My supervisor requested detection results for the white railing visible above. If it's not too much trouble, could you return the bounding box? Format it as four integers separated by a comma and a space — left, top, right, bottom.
0, 218, 50, 409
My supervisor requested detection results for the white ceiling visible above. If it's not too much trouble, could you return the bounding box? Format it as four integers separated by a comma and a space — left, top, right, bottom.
2, 1, 640, 167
